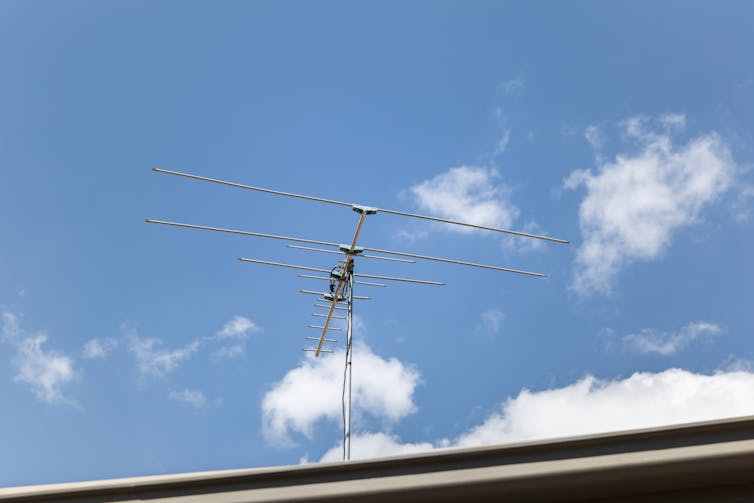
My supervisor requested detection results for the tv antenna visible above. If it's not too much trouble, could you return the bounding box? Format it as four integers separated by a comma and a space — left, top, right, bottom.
147, 168, 568, 461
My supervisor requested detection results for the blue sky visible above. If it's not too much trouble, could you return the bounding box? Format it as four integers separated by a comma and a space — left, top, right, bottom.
2, 0, 754, 486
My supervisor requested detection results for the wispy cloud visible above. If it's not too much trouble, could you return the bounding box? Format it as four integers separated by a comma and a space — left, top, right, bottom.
126, 315, 260, 374
82, 337, 118, 359
493, 128, 511, 156
212, 315, 259, 360
169, 388, 207, 410
475, 309, 505, 337
215, 316, 259, 339
2, 311, 21, 340
622, 321, 721, 355
2, 311, 77, 405
499, 75, 525, 96
566, 114, 737, 295
127, 331, 200, 378
490, 76, 524, 157
409, 166, 519, 233
262, 343, 420, 446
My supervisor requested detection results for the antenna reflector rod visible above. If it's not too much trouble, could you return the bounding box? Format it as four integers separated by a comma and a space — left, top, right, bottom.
152, 168, 354, 209
151, 168, 568, 243
150, 221, 543, 278
303, 348, 334, 353
305, 336, 337, 342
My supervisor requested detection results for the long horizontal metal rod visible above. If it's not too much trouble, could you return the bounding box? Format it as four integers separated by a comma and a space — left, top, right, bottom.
299, 289, 345, 301
359, 247, 545, 277
152, 168, 569, 244
353, 273, 445, 286
377, 208, 569, 243
353, 280, 387, 288
298, 275, 387, 288
314, 304, 348, 311
312, 313, 347, 320
309, 325, 342, 331
299, 289, 371, 300
153, 219, 545, 278
286, 245, 416, 263
153, 168, 353, 208
305, 336, 337, 342
238, 258, 329, 274
147, 219, 339, 248
298, 274, 331, 281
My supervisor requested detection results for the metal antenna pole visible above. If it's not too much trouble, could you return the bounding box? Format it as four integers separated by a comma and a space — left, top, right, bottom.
148, 169, 569, 460
343, 270, 354, 461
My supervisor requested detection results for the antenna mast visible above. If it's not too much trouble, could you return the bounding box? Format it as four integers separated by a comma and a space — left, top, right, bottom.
344, 270, 354, 461
147, 168, 568, 461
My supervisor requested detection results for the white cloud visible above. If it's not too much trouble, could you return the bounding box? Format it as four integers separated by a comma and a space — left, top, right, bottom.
454, 368, 754, 447
212, 315, 259, 360
584, 124, 604, 150
319, 432, 436, 463
2, 311, 77, 405
262, 343, 420, 445
622, 321, 721, 355
731, 184, 754, 223
82, 337, 118, 359
14, 336, 77, 405
409, 167, 519, 233
494, 128, 511, 155
316, 367, 754, 461
566, 114, 737, 294
2, 311, 21, 340
475, 309, 505, 337
215, 316, 258, 339
659, 113, 687, 129
169, 388, 207, 410
128, 333, 199, 378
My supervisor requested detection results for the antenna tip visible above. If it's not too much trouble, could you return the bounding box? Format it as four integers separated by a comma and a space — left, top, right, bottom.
151, 167, 159, 172
145, 219, 152, 223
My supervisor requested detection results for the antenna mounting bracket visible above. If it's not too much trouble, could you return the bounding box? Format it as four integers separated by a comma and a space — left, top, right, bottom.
352, 205, 378, 215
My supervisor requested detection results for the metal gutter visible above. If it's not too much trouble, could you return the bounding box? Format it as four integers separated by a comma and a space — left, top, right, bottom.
4, 415, 754, 502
